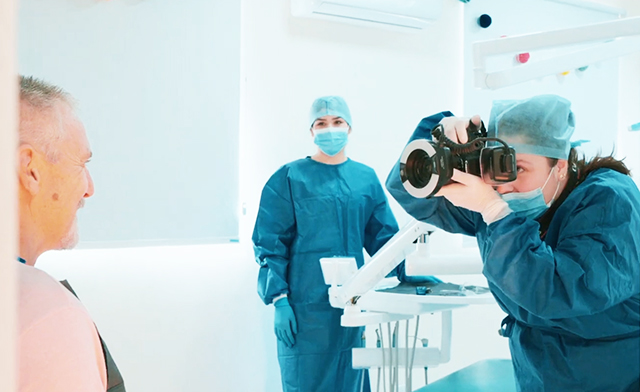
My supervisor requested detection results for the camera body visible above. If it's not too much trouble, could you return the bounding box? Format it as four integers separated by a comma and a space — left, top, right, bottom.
400, 120, 517, 198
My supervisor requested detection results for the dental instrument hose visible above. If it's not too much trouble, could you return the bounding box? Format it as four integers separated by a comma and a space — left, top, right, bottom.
379, 325, 386, 392
405, 320, 410, 392
408, 316, 421, 390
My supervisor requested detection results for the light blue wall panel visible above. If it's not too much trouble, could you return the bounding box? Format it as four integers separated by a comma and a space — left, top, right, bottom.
19, 0, 240, 246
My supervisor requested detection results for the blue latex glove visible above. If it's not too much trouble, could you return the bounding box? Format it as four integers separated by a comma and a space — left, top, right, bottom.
274, 297, 298, 348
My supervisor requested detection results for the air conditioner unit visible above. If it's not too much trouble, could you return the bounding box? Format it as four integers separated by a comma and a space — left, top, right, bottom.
291, 0, 443, 31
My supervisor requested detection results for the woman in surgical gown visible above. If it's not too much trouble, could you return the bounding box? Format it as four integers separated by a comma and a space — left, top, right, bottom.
386, 94, 640, 392
253, 96, 414, 392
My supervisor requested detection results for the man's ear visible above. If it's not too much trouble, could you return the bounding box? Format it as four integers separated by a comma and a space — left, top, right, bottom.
17, 145, 40, 195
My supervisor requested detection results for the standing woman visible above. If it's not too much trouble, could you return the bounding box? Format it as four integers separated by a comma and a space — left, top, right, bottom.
253, 96, 400, 392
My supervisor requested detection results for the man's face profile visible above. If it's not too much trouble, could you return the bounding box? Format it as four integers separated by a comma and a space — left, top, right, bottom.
30, 102, 95, 250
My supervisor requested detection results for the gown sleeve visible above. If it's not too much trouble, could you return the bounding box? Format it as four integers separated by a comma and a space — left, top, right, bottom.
363, 178, 400, 258
364, 173, 441, 283
252, 166, 297, 305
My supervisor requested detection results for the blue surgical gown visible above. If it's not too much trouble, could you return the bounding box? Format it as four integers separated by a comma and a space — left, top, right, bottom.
386, 112, 640, 392
253, 157, 404, 392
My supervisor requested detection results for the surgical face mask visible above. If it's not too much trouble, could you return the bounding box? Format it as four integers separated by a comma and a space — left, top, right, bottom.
500, 166, 561, 220
313, 127, 349, 157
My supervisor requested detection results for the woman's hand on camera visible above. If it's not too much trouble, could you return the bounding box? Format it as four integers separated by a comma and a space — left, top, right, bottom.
436, 170, 512, 224
438, 115, 482, 144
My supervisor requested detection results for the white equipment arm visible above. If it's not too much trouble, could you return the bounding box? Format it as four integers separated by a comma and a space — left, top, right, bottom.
329, 220, 432, 306
474, 15, 640, 89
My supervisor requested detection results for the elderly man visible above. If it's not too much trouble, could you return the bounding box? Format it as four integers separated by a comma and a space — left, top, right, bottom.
16, 76, 124, 392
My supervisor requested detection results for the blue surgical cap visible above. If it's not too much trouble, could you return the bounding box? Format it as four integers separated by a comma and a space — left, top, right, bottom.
487, 94, 576, 160
309, 96, 352, 128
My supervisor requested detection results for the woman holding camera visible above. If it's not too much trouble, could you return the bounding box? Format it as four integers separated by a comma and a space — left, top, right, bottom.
386, 94, 640, 392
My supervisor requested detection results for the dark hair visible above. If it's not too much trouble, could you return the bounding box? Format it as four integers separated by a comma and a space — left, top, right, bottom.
547, 148, 631, 179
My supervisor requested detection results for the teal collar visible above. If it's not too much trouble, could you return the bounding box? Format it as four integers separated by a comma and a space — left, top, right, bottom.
17, 257, 26, 264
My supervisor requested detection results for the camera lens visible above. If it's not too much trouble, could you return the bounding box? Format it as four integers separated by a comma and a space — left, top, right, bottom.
404, 149, 433, 189
399, 139, 444, 199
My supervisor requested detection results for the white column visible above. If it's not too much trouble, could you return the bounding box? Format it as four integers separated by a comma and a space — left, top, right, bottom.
0, 0, 18, 391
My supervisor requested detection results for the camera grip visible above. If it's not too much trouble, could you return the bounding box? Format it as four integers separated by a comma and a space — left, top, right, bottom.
466, 119, 487, 141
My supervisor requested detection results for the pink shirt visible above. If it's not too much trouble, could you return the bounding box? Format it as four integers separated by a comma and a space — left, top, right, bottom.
17, 263, 107, 392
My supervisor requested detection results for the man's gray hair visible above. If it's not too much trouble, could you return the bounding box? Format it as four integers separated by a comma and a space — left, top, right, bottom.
19, 75, 76, 161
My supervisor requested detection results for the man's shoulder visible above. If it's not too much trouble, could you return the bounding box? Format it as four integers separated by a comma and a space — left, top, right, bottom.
17, 263, 90, 332
17, 262, 71, 299
17, 264, 107, 391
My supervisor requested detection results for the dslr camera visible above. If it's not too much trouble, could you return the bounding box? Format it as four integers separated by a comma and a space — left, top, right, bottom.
400, 119, 517, 198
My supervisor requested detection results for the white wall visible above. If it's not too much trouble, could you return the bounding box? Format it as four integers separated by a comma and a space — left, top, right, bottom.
36, 245, 271, 392
239, 0, 465, 234
28, 1, 639, 392
18, 0, 242, 246
614, 1, 640, 179
545, 0, 640, 176
0, 0, 18, 391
